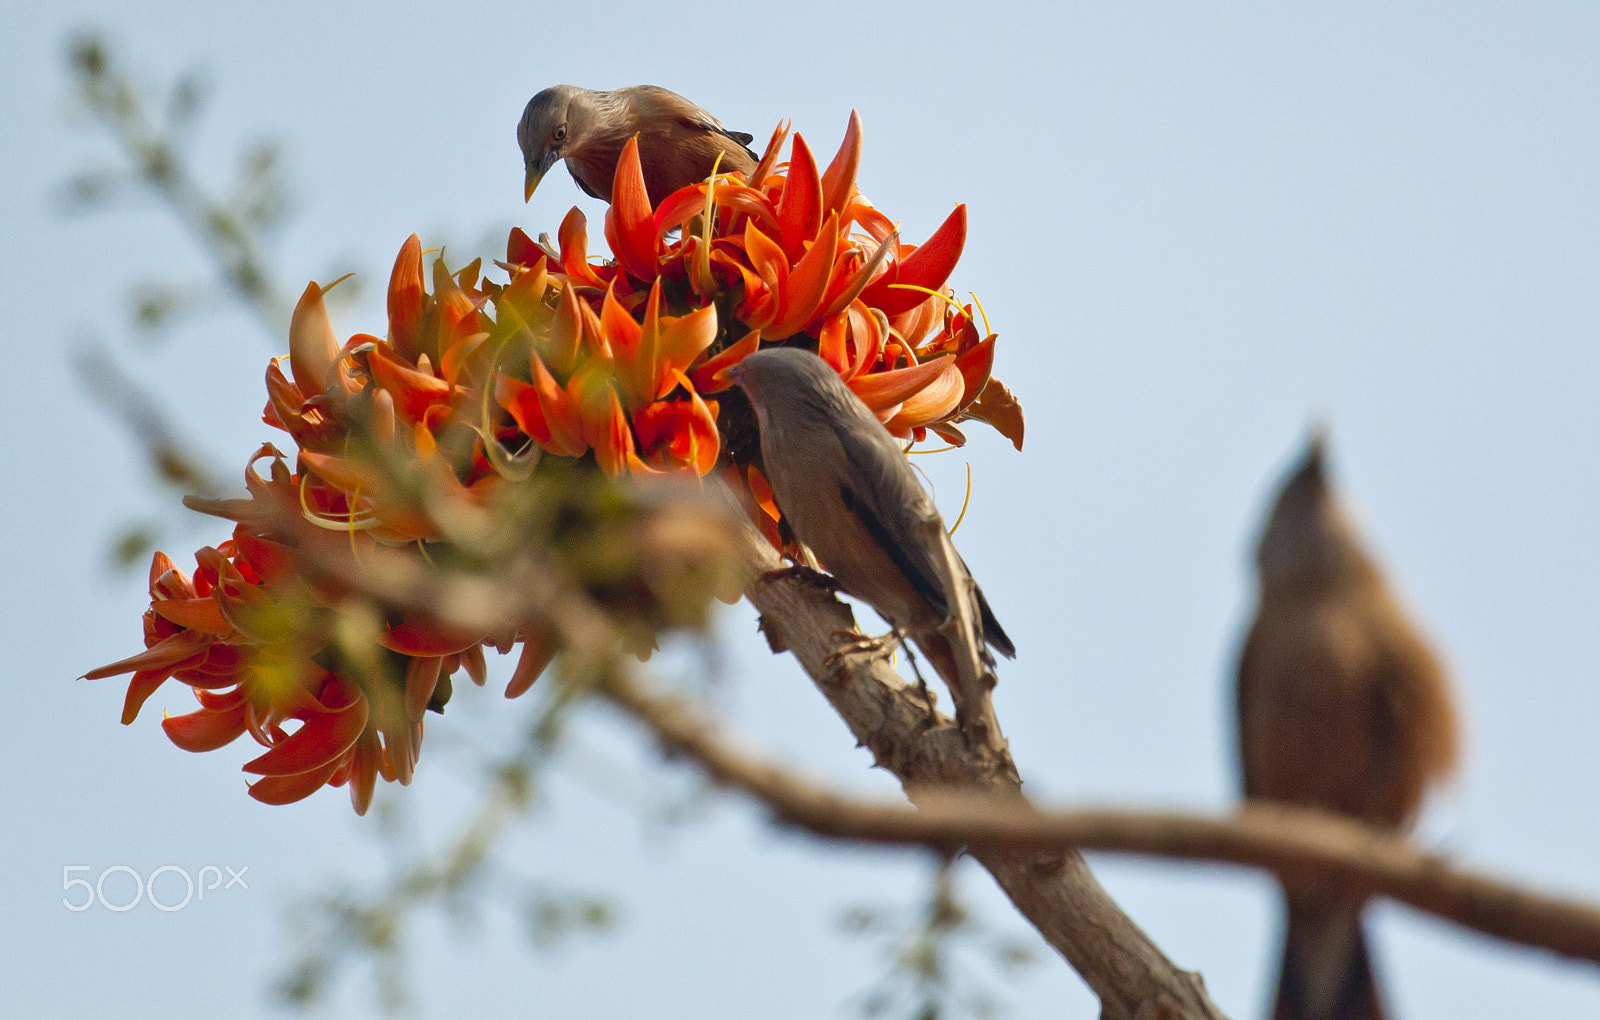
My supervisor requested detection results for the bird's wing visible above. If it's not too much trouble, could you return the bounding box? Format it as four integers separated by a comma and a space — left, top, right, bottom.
1235, 619, 1270, 800
828, 416, 1013, 657
837, 482, 949, 620
829, 418, 952, 624
976, 586, 1014, 658
674, 113, 758, 161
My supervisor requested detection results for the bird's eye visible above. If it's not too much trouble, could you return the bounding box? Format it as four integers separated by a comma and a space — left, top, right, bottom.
553, 124, 567, 142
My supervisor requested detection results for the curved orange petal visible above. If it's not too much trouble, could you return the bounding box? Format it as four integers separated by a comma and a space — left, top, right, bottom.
655, 305, 719, 397
147, 551, 177, 591
746, 120, 791, 193
505, 227, 543, 268
496, 371, 554, 446
545, 284, 585, 377
655, 182, 781, 238
121, 667, 181, 725
604, 136, 660, 282
387, 235, 425, 362
952, 334, 998, 410
742, 220, 788, 293
367, 346, 452, 423
289, 281, 340, 397
404, 655, 442, 722
231, 531, 294, 587
248, 756, 345, 805
505, 629, 558, 699
84, 628, 212, 681
860, 204, 967, 316
297, 450, 384, 498
688, 329, 761, 395
345, 734, 379, 815
558, 207, 607, 289
684, 387, 722, 476
776, 133, 822, 260
569, 362, 633, 475
768, 211, 839, 338
848, 354, 957, 413
599, 282, 643, 387
162, 703, 249, 753
151, 597, 231, 635
632, 279, 665, 407
820, 110, 863, 219
885, 361, 966, 431
534, 354, 587, 457
379, 619, 491, 657
242, 696, 369, 777
844, 301, 886, 380
817, 312, 849, 374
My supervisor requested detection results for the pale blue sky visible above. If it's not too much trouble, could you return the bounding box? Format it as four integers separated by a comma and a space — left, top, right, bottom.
4, 3, 1599, 1017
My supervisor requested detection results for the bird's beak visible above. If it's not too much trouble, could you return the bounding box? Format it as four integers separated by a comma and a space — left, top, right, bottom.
524, 165, 545, 203
524, 149, 562, 203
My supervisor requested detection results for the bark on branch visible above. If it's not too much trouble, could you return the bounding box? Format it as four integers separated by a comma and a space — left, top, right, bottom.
600, 667, 1600, 968
731, 519, 1229, 1020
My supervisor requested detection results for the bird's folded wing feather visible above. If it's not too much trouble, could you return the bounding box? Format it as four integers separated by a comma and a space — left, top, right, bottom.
829, 417, 953, 622
674, 114, 758, 161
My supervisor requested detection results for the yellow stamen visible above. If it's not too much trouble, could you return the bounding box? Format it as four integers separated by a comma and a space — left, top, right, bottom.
969, 292, 993, 335
695, 152, 724, 294
320, 272, 356, 295
298, 472, 381, 532
949, 463, 973, 535
347, 485, 368, 563
473, 339, 539, 482
887, 283, 964, 317
907, 444, 959, 456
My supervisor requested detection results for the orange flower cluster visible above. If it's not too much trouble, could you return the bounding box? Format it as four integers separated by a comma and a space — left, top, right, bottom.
85, 113, 1023, 812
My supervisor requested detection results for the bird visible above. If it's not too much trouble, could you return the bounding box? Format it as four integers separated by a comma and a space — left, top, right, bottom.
727, 347, 1014, 745
517, 84, 759, 207
1236, 432, 1459, 1020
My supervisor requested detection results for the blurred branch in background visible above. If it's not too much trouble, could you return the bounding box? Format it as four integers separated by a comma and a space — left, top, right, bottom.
73, 337, 226, 498
277, 710, 614, 1012
841, 861, 1039, 1020
61, 31, 360, 570
62, 31, 297, 336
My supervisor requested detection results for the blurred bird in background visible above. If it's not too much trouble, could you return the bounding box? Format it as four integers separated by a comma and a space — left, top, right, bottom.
1237, 432, 1460, 1020
729, 348, 1014, 748
518, 84, 759, 206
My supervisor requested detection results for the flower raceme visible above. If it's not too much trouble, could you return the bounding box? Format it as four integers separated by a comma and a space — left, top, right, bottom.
85, 111, 1024, 812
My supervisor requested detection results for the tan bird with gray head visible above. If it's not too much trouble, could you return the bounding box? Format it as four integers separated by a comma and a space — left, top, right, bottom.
518, 85, 759, 207
1237, 432, 1459, 1020
728, 347, 1014, 746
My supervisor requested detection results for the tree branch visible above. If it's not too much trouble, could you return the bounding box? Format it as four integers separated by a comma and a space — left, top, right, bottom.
730, 516, 1229, 1020
599, 665, 1600, 968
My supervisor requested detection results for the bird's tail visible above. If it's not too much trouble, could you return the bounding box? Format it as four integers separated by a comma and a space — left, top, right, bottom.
912, 630, 1006, 755
1271, 890, 1385, 1020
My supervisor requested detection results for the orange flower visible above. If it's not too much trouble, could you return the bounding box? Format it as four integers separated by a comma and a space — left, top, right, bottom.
88, 108, 1022, 812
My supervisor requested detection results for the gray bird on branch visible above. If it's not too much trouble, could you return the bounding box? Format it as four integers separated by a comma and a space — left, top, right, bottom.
517, 84, 759, 207
1237, 432, 1459, 1020
729, 347, 1014, 750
